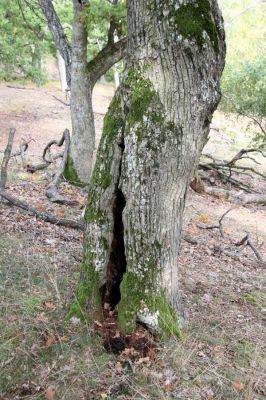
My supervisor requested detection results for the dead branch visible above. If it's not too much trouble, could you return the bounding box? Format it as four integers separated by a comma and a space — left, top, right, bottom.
42, 134, 67, 163
199, 148, 266, 195
0, 189, 84, 230
204, 186, 266, 205
197, 207, 236, 237
6, 85, 35, 90
26, 153, 63, 173
182, 234, 256, 266
236, 234, 266, 267
52, 95, 70, 107
45, 129, 76, 205
0, 128, 16, 191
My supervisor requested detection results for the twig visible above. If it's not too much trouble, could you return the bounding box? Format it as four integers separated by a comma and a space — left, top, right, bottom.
236, 234, 265, 267
52, 95, 70, 107
197, 207, 236, 237
0, 128, 16, 191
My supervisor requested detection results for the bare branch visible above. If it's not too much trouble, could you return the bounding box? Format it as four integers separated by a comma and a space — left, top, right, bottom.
0, 128, 16, 191
38, 0, 71, 87
88, 38, 127, 87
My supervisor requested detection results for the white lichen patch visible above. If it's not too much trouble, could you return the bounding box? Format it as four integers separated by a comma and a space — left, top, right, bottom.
137, 307, 160, 333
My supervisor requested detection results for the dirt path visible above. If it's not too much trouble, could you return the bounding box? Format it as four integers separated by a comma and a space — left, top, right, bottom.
0, 82, 265, 241
0, 82, 265, 400
0, 82, 114, 161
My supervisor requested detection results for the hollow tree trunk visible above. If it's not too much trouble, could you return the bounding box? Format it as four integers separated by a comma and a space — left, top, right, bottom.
71, 0, 226, 336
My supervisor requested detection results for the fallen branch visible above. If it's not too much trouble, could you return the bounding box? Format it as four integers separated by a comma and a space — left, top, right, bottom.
199, 148, 266, 195
26, 153, 63, 173
182, 234, 252, 266
204, 186, 266, 205
236, 234, 266, 267
0, 128, 16, 191
0, 189, 84, 230
52, 95, 70, 107
197, 207, 236, 237
45, 129, 76, 205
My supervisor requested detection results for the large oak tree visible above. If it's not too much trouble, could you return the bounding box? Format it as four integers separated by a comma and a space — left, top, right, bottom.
70, 0, 226, 336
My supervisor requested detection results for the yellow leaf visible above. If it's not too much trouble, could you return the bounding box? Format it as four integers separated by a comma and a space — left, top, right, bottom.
198, 214, 210, 224
58, 209, 65, 218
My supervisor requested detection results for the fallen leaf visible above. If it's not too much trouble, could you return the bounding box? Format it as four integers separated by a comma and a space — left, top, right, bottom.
233, 382, 244, 391
45, 386, 56, 400
198, 214, 210, 224
46, 333, 56, 347
164, 378, 172, 390
58, 209, 65, 218
135, 356, 150, 365
35, 202, 46, 211
44, 302, 56, 310
59, 335, 69, 342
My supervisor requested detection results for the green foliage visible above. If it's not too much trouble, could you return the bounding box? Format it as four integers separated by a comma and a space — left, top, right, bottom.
0, 0, 50, 84
219, 0, 266, 118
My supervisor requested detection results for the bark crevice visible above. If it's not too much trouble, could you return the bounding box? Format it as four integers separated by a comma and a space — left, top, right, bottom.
101, 138, 127, 310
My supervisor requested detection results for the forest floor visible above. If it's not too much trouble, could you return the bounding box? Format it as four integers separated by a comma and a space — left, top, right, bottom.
0, 82, 265, 400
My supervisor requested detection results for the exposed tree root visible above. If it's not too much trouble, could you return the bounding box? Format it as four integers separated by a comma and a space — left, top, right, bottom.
0, 189, 84, 230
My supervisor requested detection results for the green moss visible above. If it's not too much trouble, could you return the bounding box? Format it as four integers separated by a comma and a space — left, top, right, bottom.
171, 0, 219, 52
242, 293, 264, 309
66, 258, 101, 321
127, 79, 155, 127
118, 270, 180, 338
64, 155, 84, 187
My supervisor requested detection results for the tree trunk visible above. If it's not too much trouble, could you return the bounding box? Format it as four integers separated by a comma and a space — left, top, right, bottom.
63, 0, 95, 185
70, 0, 226, 336
56, 50, 68, 93
39, 0, 127, 185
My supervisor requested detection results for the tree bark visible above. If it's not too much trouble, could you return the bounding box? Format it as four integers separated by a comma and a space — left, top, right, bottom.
69, 0, 226, 336
56, 50, 68, 92
39, 0, 127, 185
38, 0, 72, 87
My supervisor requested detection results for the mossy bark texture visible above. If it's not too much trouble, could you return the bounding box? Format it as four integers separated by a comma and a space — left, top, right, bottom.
72, 0, 226, 336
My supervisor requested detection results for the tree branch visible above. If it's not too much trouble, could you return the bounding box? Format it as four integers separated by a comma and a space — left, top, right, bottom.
0, 128, 16, 191
88, 37, 127, 87
38, 0, 71, 87
0, 189, 84, 230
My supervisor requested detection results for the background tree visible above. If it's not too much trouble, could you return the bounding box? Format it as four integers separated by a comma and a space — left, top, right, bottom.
69, 0, 226, 336
219, 0, 266, 144
39, 0, 127, 184
0, 0, 50, 84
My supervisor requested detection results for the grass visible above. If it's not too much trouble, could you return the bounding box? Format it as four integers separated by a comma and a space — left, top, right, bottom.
0, 232, 265, 399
